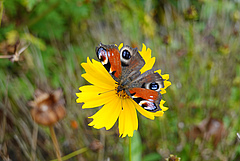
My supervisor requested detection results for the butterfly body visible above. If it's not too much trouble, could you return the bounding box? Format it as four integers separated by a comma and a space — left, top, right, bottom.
96, 43, 164, 112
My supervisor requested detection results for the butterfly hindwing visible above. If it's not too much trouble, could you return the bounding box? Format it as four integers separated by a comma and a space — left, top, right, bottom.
129, 88, 161, 112
126, 70, 164, 112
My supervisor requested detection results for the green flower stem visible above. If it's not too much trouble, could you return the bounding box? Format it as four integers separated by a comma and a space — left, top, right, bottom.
51, 147, 88, 161
189, 22, 194, 55
166, 45, 169, 56
49, 126, 62, 161
129, 137, 132, 161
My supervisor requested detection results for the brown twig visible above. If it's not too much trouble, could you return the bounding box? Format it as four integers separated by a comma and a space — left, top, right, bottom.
49, 126, 62, 161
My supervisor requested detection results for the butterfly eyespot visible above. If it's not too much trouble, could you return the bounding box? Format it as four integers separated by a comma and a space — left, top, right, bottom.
149, 82, 159, 91
97, 47, 108, 64
122, 50, 131, 60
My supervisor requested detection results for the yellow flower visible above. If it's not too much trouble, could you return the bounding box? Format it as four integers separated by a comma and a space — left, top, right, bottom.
76, 43, 171, 137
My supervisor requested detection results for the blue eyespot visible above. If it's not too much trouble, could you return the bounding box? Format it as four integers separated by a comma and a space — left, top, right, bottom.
149, 82, 159, 90
97, 47, 107, 61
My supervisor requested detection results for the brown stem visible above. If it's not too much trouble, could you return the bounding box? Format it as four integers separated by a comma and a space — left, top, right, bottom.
49, 126, 62, 161
31, 122, 38, 161
0, 0, 4, 27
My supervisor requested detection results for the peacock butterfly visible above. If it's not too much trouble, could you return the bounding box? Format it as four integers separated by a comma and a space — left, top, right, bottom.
96, 43, 164, 112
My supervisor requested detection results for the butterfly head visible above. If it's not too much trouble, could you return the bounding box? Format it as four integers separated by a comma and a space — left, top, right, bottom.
115, 82, 129, 99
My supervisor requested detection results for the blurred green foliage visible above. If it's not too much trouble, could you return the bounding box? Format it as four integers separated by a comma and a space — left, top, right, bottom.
1, 0, 240, 160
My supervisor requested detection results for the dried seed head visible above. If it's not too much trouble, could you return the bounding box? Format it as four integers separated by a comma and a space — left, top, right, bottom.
30, 89, 66, 126
162, 35, 171, 45
218, 44, 230, 55
184, 6, 198, 21
186, 117, 226, 148
89, 139, 103, 152
232, 11, 240, 22
166, 154, 181, 161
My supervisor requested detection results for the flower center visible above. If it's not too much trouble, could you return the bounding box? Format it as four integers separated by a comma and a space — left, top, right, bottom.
116, 90, 129, 98
115, 83, 129, 99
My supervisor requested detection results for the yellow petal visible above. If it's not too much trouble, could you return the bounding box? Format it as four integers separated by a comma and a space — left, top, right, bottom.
80, 92, 116, 109
160, 81, 171, 94
164, 81, 171, 89
140, 57, 155, 74
161, 106, 168, 111
159, 100, 168, 112
77, 85, 114, 101
81, 58, 105, 76
155, 70, 170, 81
160, 99, 166, 104
153, 111, 164, 116
76, 85, 116, 108
161, 74, 169, 80
118, 43, 123, 50
155, 70, 171, 94
155, 70, 170, 80
118, 110, 125, 137
78, 85, 110, 92
139, 43, 155, 73
81, 58, 116, 89
88, 96, 122, 130
118, 99, 138, 137
141, 43, 147, 53
160, 89, 166, 94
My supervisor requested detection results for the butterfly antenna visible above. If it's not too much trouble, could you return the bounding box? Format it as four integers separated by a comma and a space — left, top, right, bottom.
98, 89, 115, 95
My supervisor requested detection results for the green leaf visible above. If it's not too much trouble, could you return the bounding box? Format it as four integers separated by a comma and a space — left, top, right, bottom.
21, 0, 38, 11
143, 153, 162, 161
131, 131, 142, 161
21, 33, 46, 50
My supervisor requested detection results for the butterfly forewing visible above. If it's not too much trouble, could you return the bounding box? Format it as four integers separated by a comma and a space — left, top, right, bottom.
96, 43, 122, 81
119, 45, 145, 85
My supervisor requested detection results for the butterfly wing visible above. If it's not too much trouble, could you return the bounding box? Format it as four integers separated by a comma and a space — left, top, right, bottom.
118, 45, 145, 83
96, 43, 122, 81
96, 43, 145, 83
126, 70, 164, 112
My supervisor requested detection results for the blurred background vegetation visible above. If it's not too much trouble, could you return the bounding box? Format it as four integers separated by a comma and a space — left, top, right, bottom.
0, 0, 240, 160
